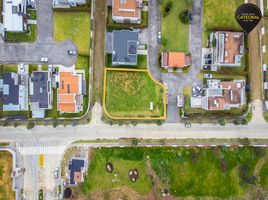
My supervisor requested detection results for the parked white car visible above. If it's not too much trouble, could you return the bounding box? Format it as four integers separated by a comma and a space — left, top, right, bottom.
40, 57, 49, 63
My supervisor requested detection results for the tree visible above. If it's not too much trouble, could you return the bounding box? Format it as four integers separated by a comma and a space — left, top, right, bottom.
179, 9, 190, 24
13, 123, 19, 128
163, 1, 173, 17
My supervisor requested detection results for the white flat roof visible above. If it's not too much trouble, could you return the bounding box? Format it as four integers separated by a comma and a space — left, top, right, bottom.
3, 0, 24, 32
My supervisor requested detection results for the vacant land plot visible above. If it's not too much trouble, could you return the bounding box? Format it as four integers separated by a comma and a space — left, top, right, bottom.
104, 69, 165, 118
81, 148, 151, 197
160, 0, 192, 52
203, 0, 243, 30
80, 147, 268, 199
54, 12, 91, 55
0, 151, 15, 200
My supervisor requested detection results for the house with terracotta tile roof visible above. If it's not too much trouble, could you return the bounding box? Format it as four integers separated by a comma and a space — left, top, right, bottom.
191, 79, 246, 111
57, 71, 84, 113
112, 0, 142, 23
202, 31, 244, 70
161, 52, 191, 70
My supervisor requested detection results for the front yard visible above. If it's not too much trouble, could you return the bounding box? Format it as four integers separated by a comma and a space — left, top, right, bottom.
203, 0, 243, 30
160, 0, 192, 52
79, 147, 268, 199
0, 151, 15, 200
104, 69, 166, 119
5, 25, 36, 43
54, 11, 91, 55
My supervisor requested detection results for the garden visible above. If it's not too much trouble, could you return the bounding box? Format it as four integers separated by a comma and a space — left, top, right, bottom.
104, 69, 165, 119
160, 0, 192, 52
80, 147, 268, 199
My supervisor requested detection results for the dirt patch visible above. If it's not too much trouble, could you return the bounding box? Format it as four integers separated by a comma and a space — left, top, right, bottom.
89, 186, 154, 200
0, 151, 15, 200
92, 0, 107, 102
248, 0, 263, 100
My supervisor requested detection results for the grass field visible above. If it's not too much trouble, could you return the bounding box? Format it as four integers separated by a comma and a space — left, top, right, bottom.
0, 151, 15, 200
203, 0, 243, 30
80, 147, 268, 199
105, 70, 165, 118
54, 12, 91, 55
5, 25, 36, 43
81, 148, 151, 196
0, 65, 18, 74
160, 0, 192, 52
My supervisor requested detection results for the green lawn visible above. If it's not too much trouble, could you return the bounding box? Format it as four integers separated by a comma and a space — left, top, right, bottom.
264, 0, 268, 16
81, 148, 151, 196
106, 54, 147, 69
160, 0, 192, 52
5, 25, 36, 43
80, 147, 268, 198
54, 12, 91, 55
0, 65, 18, 74
105, 70, 165, 118
203, 0, 243, 30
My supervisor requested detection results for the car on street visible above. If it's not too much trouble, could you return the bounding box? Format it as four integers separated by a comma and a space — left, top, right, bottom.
185, 123, 191, 128
40, 57, 49, 63
68, 50, 77, 55
204, 73, 213, 79
203, 65, 211, 70
157, 31, 161, 43
54, 168, 59, 179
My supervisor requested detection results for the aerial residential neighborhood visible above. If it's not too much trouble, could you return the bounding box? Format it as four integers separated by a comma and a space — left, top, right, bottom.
1, 0, 268, 199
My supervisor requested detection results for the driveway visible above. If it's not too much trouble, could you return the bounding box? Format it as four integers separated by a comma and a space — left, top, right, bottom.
147, 0, 203, 122
0, 0, 77, 67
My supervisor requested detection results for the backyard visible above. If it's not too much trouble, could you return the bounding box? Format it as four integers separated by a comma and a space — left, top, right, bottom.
80, 147, 268, 199
203, 0, 243, 30
54, 11, 91, 55
104, 69, 165, 118
160, 0, 192, 52
0, 151, 15, 200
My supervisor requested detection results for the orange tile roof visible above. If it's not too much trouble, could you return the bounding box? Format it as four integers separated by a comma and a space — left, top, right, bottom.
113, 0, 141, 18
58, 72, 79, 95
168, 52, 185, 68
58, 103, 76, 113
58, 72, 80, 113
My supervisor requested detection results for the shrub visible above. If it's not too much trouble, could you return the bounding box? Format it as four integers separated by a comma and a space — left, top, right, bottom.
254, 147, 267, 158
239, 138, 250, 146
3, 122, 9, 127
218, 118, 226, 126
53, 121, 59, 128
131, 121, 137, 126
132, 139, 138, 146
212, 38, 217, 47
179, 9, 190, 24
13, 123, 19, 128
163, 1, 173, 17
27, 122, 35, 130
157, 120, 162, 126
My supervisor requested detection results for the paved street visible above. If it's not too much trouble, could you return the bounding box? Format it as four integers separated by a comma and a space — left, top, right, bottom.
0, 0, 77, 67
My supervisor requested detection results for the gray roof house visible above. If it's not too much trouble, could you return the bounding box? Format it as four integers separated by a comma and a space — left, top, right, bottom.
2, 72, 28, 111
52, 0, 86, 8
112, 30, 139, 66
29, 71, 52, 118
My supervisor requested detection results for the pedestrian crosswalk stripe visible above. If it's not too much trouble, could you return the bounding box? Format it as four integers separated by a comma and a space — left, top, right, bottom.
17, 146, 66, 155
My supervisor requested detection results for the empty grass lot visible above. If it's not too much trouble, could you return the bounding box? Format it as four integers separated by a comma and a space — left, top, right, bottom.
54, 12, 91, 55
80, 147, 268, 199
203, 0, 243, 30
0, 151, 15, 200
105, 70, 165, 118
160, 0, 192, 52
81, 148, 151, 196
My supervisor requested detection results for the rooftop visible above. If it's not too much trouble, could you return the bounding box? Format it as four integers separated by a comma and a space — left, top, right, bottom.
162, 52, 186, 68
112, 30, 139, 65
112, 0, 141, 19
68, 158, 85, 186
